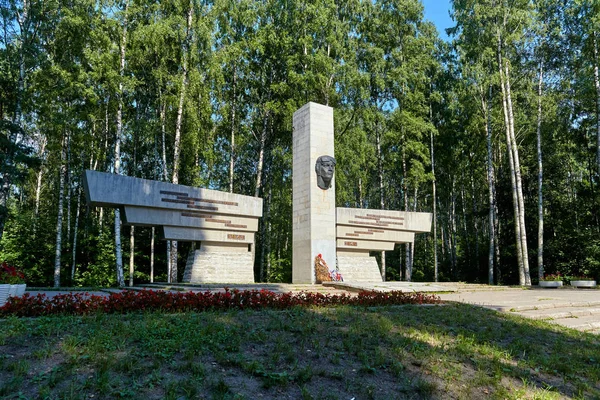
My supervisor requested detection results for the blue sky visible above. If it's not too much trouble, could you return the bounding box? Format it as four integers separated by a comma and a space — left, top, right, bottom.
421, 0, 454, 41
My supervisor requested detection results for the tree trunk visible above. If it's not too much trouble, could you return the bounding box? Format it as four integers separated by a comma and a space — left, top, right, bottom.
66, 133, 72, 248
71, 182, 81, 281
170, 0, 194, 283
409, 187, 418, 277
150, 227, 155, 283
450, 180, 457, 279
460, 179, 470, 271
129, 226, 134, 287
13, 0, 29, 127
54, 132, 67, 288
430, 123, 438, 282
159, 94, 171, 281
537, 61, 544, 281
504, 60, 531, 285
33, 135, 47, 236
259, 183, 271, 282
498, 42, 525, 285
376, 123, 386, 281
593, 31, 600, 177
229, 65, 237, 193
402, 133, 411, 281
113, 0, 129, 288
482, 86, 496, 285
160, 98, 169, 181
254, 110, 269, 198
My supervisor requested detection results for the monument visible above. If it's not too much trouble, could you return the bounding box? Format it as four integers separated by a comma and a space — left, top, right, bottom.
83, 102, 431, 284
83, 171, 262, 283
292, 102, 432, 283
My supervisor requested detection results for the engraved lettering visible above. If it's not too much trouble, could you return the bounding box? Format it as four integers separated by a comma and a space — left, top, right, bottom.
160, 190, 188, 196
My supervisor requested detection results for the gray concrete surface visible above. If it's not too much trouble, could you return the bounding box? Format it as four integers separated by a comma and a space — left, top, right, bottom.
324, 282, 600, 334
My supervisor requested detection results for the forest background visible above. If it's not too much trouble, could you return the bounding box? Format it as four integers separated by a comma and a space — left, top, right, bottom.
1, 0, 599, 288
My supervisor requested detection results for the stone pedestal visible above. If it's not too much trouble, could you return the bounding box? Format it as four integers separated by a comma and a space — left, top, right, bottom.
183, 243, 254, 283
292, 103, 336, 283
336, 251, 383, 282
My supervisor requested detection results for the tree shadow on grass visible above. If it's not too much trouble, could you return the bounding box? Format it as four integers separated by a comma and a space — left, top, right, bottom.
309, 302, 600, 399
0, 303, 599, 399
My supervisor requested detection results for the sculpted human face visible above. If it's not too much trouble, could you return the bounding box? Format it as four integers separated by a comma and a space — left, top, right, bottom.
315, 155, 336, 190
319, 159, 335, 179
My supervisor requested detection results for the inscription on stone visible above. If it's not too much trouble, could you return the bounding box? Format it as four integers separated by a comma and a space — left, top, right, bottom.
227, 234, 246, 240
344, 241, 358, 246
160, 190, 239, 207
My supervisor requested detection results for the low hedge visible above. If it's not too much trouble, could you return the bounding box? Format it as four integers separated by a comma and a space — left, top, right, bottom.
0, 288, 441, 317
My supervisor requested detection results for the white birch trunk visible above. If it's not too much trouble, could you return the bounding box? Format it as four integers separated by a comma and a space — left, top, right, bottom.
150, 227, 155, 283
409, 187, 418, 276
254, 111, 269, 198
159, 96, 171, 281
169, 0, 193, 283
537, 61, 544, 281
229, 66, 237, 193
482, 87, 496, 285
593, 32, 600, 178
376, 124, 386, 281
129, 226, 134, 287
113, 0, 129, 287
54, 133, 67, 288
71, 183, 81, 280
402, 136, 410, 281
13, 0, 28, 126
498, 43, 525, 285
33, 135, 47, 236
450, 180, 457, 278
430, 123, 438, 282
66, 133, 71, 246
504, 61, 531, 285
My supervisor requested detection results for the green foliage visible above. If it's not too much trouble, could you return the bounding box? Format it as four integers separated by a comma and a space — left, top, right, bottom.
0, 0, 599, 286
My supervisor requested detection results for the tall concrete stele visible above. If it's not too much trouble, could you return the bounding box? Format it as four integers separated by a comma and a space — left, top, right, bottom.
292, 103, 337, 283
292, 102, 433, 284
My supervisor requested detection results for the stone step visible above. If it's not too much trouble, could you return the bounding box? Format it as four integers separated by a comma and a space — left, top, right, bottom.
506, 301, 600, 312
551, 314, 600, 332
513, 306, 600, 320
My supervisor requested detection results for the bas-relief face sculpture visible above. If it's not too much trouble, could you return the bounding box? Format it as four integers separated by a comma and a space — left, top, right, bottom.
315, 155, 336, 190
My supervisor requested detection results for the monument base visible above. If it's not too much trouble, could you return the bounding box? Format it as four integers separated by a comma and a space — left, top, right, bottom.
183, 243, 254, 283
336, 251, 383, 282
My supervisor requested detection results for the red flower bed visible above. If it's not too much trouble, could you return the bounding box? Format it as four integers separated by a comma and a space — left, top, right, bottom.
0, 289, 441, 317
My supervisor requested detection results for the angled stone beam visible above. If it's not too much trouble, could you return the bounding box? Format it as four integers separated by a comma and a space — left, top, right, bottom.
84, 170, 262, 217
122, 206, 258, 231
161, 227, 254, 244
337, 239, 395, 251
336, 207, 432, 233
337, 226, 415, 243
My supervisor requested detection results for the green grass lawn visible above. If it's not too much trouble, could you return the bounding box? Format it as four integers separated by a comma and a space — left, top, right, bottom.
1, 303, 599, 399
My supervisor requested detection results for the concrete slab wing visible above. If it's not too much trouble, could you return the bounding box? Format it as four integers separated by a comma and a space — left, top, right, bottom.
336, 226, 414, 243
336, 239, 395, 251
122, 206, 259, 231
84, 170, 263, 217
336, 207, 432, 233
161, 227, 254, 244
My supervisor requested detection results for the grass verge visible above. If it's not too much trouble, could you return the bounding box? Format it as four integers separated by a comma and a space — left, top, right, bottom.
1, 303, 599, 399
